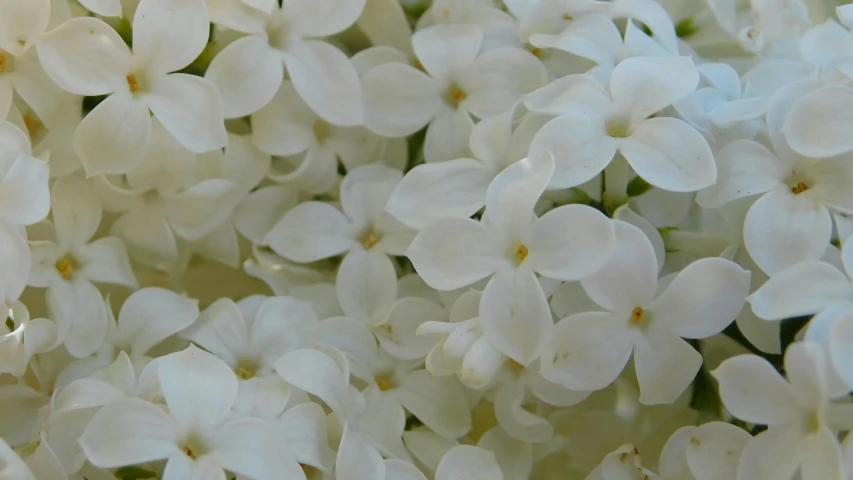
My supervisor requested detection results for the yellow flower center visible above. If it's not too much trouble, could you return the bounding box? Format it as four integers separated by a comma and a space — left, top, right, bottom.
515, 244, 529, 262
606, 118, 631, 138
791, 181, 809, 194
313, 119, 332, 144
376, 373, 395, 391
630, 306, 645, 324
55, 256, 77, 280
361, 232, 381, 250
126, 74, 141, 93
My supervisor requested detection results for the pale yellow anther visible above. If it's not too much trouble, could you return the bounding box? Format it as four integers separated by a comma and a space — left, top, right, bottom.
606, 118, 630, 138
791, 181, 809, 194
313, 119, 332, 144
449, 86, 467, 103
55, 257, 75, 280
182, 445, 197, 460
23, 113, 42, 138
515, 244, 529, 262
376, 374, 395, 391
362, 232, 380, 250
16, 38, 25, 47
0, 53, 7, 73
126, 74, 140, 93
562, 13, 573, 20
530, 46, 543, 58
630, 306, 645, 324
235, 366, 254, 380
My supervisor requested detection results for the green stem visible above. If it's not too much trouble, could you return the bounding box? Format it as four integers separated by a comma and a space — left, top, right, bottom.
603, 157, 630, 216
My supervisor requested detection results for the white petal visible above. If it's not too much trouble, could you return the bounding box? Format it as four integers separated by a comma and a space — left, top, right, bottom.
336, 427, 385, 480
608, 0, 679, 52
521, 73, 611, 116
412, 24, 482, 80
528, 114, 615, 189
386, 158, 493, 229
484, 151, 554, 240
131, 0, 210, 75
36, 17, 130, 96
164, 179, 239, 240
339, 163, 401, 231
77, 0, 121, 16
0, 0, 48, 55
633, 329, 702, 405
696, 139, 787, 208
250, 296, 317, 364
397, 370, 472, 439
72, 93, 151, 176
749, 260, 852, 320
479, 268, 553, 364
205, 35, 282, 119
684, 422, 751, 480
375, 297, 442, 360
494, 381, 552, 443
462, 47, 547, 118
528, 13, 621, 65
264, 201, 355, 263
0, 154, 49, 225
335, 249, 397, 324
287, 0, 366, 37
708, 97, 769, 126
274, 349, 349, 414
50, 176, 101, 250
250, 81, 315, 156
582, 219, 657, 312
278, 402, 335, 470
361, 63, 441, 137
49, 279, 108, 358
77, 237, 138, 287
423, 108, 474, 164
526, 204, 616, 281
355, 2, 412, 58
735, 427, 803, 480
651, 257, 750, 339
313, 317, 378, 381
829, 314, 853, 388
783, 85, 853, 158
180, 298, 246, 366
79, 398, 178, 468
540, 311, 634, 391
233, 185, 298, 244
801, 426, 845, 480
283, 40, 364, 127
385, 459, 427, 480
158, 345, 238, 432
621, 117, 716, 192
110, 206, 178, 261
162, 452, 224, 480
711, 355, 799, 425
211, 418, 297, 480
117, 287, 199, 356
435, 445, 503, 480
609, 56, 699, 121
744, 189, 832, 276
406, 217, 502, 291
148, 74, 227, 153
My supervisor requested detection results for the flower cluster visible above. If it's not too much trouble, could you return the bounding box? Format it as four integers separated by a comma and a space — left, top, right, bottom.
0, 0, 852, 479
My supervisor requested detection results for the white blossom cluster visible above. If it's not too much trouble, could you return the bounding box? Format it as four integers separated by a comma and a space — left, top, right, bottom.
1, 0, 853, 478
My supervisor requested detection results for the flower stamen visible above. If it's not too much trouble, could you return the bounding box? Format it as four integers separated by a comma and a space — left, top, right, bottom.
791, 181, 809, 194
516, 244, 529, 262
630, 306, 645, 324
126, 74, 141, 93
55, 257, 76, 280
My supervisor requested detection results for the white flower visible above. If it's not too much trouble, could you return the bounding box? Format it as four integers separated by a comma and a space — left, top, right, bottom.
251, 81, 383, 195
80, 345, 303, 480
205, 0, 366, 122
407, 151, 616, 364
712, 342, 849, 480
29, 177, 136, 358
658, 422, 752, 480
525, 56, 715, 192
0, 120, 50, 226
36, 0, 227, 175
0, 0, 63, 121
181, 295, 318, 417
540, 220, 750, 404
265, 163, 416, 326
92, 120, 242, 265
386, 112, 538, 229
361, 23, 547, 163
